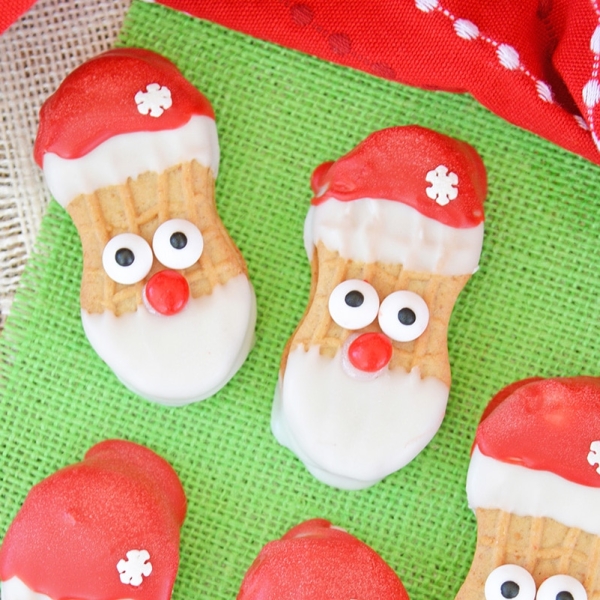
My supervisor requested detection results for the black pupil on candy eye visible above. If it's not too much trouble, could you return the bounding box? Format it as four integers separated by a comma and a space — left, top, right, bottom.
115, 248, 134, 267
345, 290, 364, 308
170, 232, 188, 249
500, 581, 520, 599
398, 307, 416, 326
556, 593, 574, 600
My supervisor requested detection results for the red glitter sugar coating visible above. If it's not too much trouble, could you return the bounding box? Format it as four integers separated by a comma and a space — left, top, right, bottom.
475, 376, 600, 488
310, 126, 486, 229
0, 439, 186, 600
34, 48, 214, 165
237, 518, 410, 600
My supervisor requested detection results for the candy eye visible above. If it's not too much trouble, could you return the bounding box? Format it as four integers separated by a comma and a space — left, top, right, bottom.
536, 575, 587, 600
102, 233, 153, 284
152, 219, 203, 270
485, 565, 536, 600
328, 279, 380, 330
378, 290, 429, 342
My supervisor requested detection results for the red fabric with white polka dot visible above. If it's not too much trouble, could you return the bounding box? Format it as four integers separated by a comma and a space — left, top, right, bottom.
153, 0, 600, 167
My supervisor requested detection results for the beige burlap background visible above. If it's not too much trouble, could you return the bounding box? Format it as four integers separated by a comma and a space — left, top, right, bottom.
0, 0, 131, 330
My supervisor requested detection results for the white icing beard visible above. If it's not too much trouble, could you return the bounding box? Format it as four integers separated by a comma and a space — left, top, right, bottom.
272, 345, 449, 490
81, 274, 256, 406
1, 577, 133, 600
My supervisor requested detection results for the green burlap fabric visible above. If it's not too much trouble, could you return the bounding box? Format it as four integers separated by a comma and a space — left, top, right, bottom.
2, 1, 600, 598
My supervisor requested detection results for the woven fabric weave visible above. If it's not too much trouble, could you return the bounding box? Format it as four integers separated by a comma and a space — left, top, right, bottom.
0, 0, 129, 327
1, 1, 600, 598
154, 0, 600, 168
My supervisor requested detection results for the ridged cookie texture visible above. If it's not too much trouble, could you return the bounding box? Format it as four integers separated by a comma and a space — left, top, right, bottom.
457, 377, 600, 600
272, 126, 487, 489
34, 48, 256, 406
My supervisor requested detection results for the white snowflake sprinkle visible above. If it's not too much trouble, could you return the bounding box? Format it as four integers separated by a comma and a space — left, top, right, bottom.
587, 441, 600, 474
536, 81, 553, 103
425, 165, 459, 206
592, 26, 600, 54
117, 549, 153, 586
415, 0, 438, 12
453, 19, 479, 40
135, 83, 172, 118
574, 115, 590, 130
496, 44, 520, 70
583, 79, 600, 108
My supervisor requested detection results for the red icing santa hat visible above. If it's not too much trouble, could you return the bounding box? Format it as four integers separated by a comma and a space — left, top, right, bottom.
0, 440, 186, 600
311, 126, 486, 228
237, 518, 410, 600
467, 377, 600, 535
34, 48, 219, 208
304, 126, 487, 275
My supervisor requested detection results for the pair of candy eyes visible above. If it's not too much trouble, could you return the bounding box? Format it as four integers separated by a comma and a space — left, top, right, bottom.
328, 279, 429, 343
102, 219, 203, 285
486, 564, 587, 600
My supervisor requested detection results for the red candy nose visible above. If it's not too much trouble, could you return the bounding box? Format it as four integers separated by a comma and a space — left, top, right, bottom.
347, 332, 393, 373
144, 270, 190, 316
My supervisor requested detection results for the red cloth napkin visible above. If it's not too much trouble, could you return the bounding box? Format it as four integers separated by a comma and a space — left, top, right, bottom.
1, 0, 36, 34
155, 0, 600, 167
6, 0, 600, 167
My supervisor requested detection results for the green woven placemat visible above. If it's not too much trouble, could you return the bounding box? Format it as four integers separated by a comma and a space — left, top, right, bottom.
2, 1, 600, 598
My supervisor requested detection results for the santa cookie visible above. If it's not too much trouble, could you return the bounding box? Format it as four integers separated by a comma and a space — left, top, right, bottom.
237, 518, 410, 599
0, 440, 186, 600
457, 377, 600, 600
272, 126, 486, 489
34, 48, 256, 406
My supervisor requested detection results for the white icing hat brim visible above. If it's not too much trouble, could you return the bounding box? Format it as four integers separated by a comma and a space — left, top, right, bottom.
42, 115, 219, 207
304, 197, 484, 276
467, 445, 600, 535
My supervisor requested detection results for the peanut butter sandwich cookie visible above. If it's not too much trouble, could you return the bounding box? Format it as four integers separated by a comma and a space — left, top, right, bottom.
272, 126, 486, 489
34, 48, 256, 406
457, 377, 600, 600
